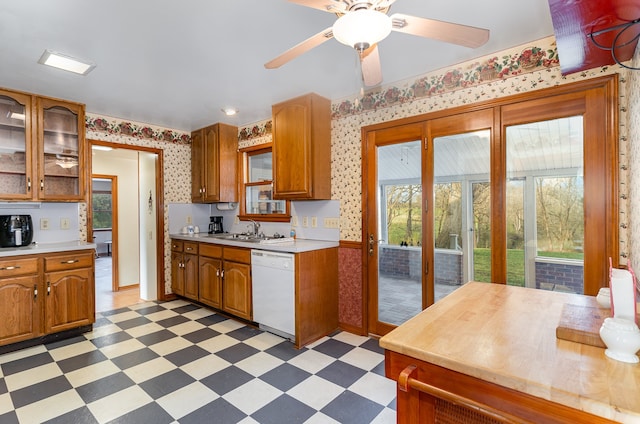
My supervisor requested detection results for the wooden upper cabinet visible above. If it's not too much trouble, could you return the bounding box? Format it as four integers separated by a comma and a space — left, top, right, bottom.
191, 123, 238, 203
272, 93, 331, 200
0, 88, 86, 202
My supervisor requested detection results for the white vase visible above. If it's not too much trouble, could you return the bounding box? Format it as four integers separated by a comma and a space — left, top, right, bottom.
599, 317, 640, 363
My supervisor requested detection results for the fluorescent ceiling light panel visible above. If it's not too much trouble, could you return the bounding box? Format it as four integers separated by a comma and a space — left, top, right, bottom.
38, 50, 95, 75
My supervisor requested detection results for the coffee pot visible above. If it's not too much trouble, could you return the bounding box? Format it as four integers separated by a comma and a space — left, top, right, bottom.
209, 216, 223, 234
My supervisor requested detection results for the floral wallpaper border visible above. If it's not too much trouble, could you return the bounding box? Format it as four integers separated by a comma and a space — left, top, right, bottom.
86, 115, 191, 145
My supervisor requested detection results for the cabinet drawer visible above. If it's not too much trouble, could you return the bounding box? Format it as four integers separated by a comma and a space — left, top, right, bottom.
0, 257, 39, 278
45, 252, 93, 272
200, 243, 222, 258
171, 240, 184, 252
184, 242, 199, 255
223, 247, 251, 264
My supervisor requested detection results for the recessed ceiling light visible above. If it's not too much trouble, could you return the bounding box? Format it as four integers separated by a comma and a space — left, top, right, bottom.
222, 107, 238, 116
38, 49, 95, 75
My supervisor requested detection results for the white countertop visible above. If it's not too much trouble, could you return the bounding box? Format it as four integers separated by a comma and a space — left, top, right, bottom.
0, 241, 97, 257
170, 233, 338, 253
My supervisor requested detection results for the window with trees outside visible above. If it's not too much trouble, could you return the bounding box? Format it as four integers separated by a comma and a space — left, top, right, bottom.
92, 191, 112, 229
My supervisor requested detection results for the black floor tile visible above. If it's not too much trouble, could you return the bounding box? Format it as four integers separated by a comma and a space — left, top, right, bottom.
164, 345, 209, 367
180, 398, 247, 424
93, 316, 112, 327
264, 341, 305, 361
200, 366, 253, 395
371, 359, 386, 376
313, 338, 356, 358
116, 316, 152, 330
10, 375, 73, 408
107, 401, 174, 424
45, 335, 87, 350
56, 349, 108, 373
182, 327, 221, 344
321, 390, 384, 424
136, 329, 176, 347
195, 313, 228, 326
215, 343, 260, 364
251, 394, 316, 424
259, 363, 312, 392
316, 360, 367, 388
91, 331, 133, 348
0, 377, 6, 394
134, 305, 167, 316
111, 347, 159, 370
360, 338, 384, 354
155, 315, 190, 328
226, 326, 262, 341
170, 304, 200, 314
0, 410, 18, 424
1, 352, 54, 376
100, 307, 131, 317
43, 406, 99, 424
75, 372, 135, 404
139, 368, 195, 399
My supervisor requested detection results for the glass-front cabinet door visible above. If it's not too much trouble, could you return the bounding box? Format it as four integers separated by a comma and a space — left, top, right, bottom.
0, 90, 34, 200
37, 97, 85, 201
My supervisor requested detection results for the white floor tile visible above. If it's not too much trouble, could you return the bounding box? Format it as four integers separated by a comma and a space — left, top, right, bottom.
223, 378, 282, 415
196, 333, 239, 354
84, 323, 123, 340
160, 299, 191, 309
0, 345, 46, 365
304, 411, 341, 423
287, 350, 335, 374
181, 355, 231, 380
348, 372, 396, 406
144, 309, 180, 322
148, 336, 193, 357
0, 392, 14, 415
286, 375, 345, 410
156, 381, 219, 419
331, 331, 371, 347
339, 346, 385, 371
48, 340, 97, 362
15, 389, 84, 422
210, 319, 245, 333
123, 357, 177, 384
124, 322, 165, 338
65, 360, 121, 388
166, 320, 206, 336
235, 351, 284, 377
370, 407, 397, 424
127, 301, 158, 311
99, 338, 146, 359
87, 385, 153, 423
4, 363, 62, 391
243, 332, 287, 351
181, 308, 218, 320
107, 310, 141, 323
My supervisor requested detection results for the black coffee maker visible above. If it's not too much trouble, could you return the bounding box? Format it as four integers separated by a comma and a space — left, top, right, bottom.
209, 216, 223, 234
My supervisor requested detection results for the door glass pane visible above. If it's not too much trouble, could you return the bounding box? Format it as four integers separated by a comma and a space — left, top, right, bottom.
377, 140, 422, 326
0, 95, 28, 195
434, 130, 491, 300
506, 116, 584, 293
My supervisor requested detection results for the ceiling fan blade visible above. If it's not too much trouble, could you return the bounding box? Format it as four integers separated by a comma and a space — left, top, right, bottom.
361, 45, 383, 86
264, 27, 334, 69
287, 0, 344, 14
390, 13, 489, 48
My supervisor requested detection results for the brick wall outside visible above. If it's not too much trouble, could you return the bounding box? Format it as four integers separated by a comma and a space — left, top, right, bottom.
535, 260, 584, 294
380, 246, 462, 285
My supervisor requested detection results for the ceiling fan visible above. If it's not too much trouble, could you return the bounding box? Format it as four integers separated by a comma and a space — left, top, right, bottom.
264, 0, 490, 86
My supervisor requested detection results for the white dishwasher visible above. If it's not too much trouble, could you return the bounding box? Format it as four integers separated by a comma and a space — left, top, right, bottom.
251, 250, 295, 341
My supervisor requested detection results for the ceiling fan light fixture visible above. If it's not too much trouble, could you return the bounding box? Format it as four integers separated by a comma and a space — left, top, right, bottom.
332, 9, 392, 52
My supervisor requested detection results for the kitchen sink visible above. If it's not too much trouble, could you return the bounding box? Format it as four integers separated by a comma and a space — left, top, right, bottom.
206, 233, 294, 244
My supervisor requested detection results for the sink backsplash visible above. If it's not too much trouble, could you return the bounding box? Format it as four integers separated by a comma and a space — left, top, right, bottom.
168, 200, 340, 242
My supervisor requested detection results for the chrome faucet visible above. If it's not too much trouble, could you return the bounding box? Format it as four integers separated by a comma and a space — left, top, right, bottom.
247, 219, 261, 236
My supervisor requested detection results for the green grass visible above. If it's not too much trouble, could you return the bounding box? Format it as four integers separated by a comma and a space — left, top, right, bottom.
472, 248, 583, 286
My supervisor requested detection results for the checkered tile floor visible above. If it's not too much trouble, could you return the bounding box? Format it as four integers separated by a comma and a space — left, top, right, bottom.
0, 299, 396, 423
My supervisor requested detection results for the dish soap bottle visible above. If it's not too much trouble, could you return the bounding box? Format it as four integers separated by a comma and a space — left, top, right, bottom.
290, 228, 296, 239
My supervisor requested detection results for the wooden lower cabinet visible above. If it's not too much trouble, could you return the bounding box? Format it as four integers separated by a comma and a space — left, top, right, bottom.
171, 240, 198, 300
222, 260, 251, 320
0, 250, 95, 348
199, 256, 222, 309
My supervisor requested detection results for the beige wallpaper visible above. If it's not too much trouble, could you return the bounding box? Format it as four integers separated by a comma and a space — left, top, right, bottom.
85, 115, 191, 295
628, 47, 640, 275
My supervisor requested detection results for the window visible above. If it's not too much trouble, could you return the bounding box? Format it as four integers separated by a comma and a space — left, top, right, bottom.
238, 144, 289, 221
92, 191, 112, 229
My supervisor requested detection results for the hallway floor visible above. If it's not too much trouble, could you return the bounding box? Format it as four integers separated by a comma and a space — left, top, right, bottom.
95, 256, 144, 313
0, 300, 396, 423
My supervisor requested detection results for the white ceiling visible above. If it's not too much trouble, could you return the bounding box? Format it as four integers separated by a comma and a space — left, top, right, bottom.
1, 0, 555, 132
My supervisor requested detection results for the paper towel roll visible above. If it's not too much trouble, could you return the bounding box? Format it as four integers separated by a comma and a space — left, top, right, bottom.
610, 268, 637, 322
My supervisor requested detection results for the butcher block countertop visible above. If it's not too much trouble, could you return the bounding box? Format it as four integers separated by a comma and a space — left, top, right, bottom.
379, 282, 640, 423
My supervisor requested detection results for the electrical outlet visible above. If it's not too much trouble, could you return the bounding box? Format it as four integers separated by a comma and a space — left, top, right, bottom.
40, 218, 49, 230
186, 215, 192, 224
302, 216, 309, 227
311, 216, 317, 228
60, 218, 70, 230
234, 216, 240, 225
324, 217, 339, 228
291, 216, 298, 227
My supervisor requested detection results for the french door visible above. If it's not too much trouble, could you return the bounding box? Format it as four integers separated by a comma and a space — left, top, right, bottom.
364, 76, 618, 337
